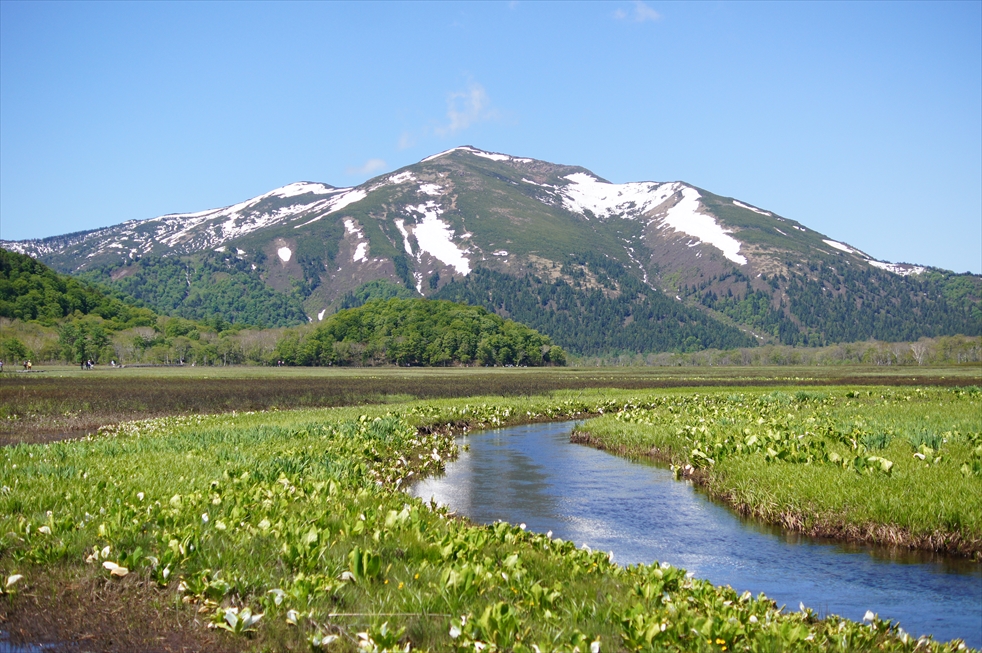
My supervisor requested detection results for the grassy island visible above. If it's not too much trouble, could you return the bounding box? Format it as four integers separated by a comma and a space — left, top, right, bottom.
572, 387, 982, 558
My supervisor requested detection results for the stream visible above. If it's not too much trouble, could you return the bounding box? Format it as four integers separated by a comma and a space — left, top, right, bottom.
409, 420, 982, 647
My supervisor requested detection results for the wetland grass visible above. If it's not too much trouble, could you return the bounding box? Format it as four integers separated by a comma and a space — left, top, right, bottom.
1, 389, 978, 650
573, 387, 982, 557
1, 364, 976, 446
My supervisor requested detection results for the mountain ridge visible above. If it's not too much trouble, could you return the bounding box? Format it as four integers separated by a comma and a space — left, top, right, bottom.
3, 146, 978, 353
2, 145, 927, 276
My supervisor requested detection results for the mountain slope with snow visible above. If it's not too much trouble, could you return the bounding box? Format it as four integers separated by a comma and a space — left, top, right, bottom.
3, 146, 978, 349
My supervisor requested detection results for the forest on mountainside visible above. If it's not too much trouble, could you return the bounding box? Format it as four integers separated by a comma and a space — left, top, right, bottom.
0, 248, 156, 329
689, 264, 982, 346
434, 252, 756, 356
0, 248, 233, 365
79, 254, 309, 328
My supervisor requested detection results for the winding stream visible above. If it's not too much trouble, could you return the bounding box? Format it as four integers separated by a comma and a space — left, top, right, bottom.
410, 421, 982, 647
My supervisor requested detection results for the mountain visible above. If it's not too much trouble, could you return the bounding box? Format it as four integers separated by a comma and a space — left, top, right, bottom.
3, 146, 979, 354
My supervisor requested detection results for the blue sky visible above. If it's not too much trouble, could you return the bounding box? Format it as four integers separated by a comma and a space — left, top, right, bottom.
2, 1, 980, 273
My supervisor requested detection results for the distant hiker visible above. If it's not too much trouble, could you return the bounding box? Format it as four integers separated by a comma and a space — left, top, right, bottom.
26, 360, 32, 370
0, 360, 4, 373
23, 360, 28, 371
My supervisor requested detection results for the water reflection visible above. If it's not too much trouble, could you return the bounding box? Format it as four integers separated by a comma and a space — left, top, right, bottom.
410, 421, 982, 647
0, 635, 64, 653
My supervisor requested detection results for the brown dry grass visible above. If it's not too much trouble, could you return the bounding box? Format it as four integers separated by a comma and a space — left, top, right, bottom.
0, 565, 242, 653
1, 365, 976, 446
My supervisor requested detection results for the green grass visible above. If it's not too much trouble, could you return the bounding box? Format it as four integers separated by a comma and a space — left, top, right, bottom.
1, 389, 976, 651
574, 387, 982, 556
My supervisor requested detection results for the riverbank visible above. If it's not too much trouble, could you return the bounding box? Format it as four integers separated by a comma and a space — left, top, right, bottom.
413, 419, 981, 648
1, 390, 978, 651
571, 387, 982, 559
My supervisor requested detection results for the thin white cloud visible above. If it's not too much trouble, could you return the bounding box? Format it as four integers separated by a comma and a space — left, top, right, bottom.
346, 158, 387, 176
436, 82, 495, 136
615, 1, 660, 23
398, 132, 415, 150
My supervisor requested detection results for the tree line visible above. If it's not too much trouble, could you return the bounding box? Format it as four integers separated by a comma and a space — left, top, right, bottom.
574, 334, 982, 368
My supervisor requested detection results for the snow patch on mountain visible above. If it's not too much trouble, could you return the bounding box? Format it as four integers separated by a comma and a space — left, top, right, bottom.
869, 260, 926, 276
156, 214, 222, 248
472, 150, 533, 163
733, 200, 771, 216
274, 182, 339, 198
660, 187, 747, 265
404, 202, 471, 276
472, 151, 510, 162
823, 239, 858, 254
421, 146, 532, 164
24, 180, 369, 266
277, 247, 292, 263
293, 216, 323, 228
212, 199, 328, 244
0, 242, 27, 255
323, 188, 367, 215
419, 183, 443, 196
344, 219, 369, 263
421, 147, 473, 162
394, 219, 413, 255
387, 171, 416, 185
559, 173, 678, 219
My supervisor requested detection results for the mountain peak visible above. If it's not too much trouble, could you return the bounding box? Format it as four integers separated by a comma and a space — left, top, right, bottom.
419, 145, 534, 164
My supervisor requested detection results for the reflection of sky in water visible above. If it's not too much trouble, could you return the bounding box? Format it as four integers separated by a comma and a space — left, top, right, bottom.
410, 421, 982, 648
0, 637, 63, 652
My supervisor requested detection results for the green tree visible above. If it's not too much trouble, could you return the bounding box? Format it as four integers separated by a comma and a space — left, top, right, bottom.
58, 320, 110, 364
0, 337, 30, 363
277, 298, 560, 367
545, 345, 566, 366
